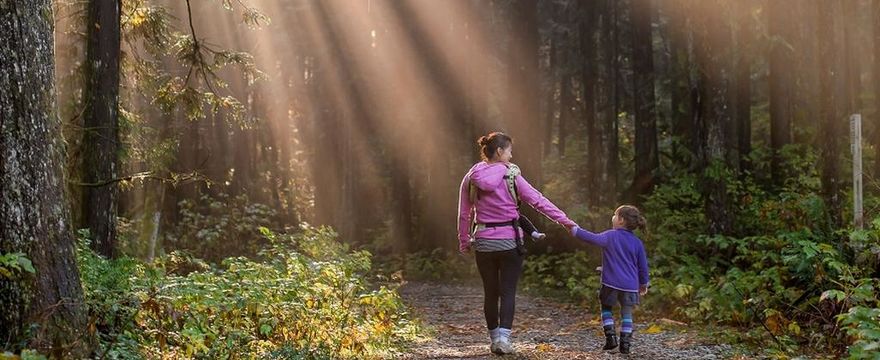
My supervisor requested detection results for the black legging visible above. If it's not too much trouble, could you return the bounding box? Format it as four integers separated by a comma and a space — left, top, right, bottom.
475, 248, 523, 330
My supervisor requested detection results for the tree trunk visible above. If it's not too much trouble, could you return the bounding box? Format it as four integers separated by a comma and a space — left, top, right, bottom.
792, 1, 819, 145
507, 0, 542, 185
875, 0, 880, 177
465, 0, 490, 163
693, 0, 738, 235
545, 38, 556, 159
581, 0, 599, 206
666, 0, 693, 155
818, 1, 842, 227
843, 0, 862, 116
629, 0, 659, 201
81, 0, 121, 258
735, 0, 753, 173
602, 0, 621, 206
558, 75, 571, 157
0, 1, 89, 355
768, 0, 793, 182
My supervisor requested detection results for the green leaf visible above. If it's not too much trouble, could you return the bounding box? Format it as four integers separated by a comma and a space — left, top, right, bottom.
820, 290, 845, 303
17, 256, 35, 274
260, 323, 272, 336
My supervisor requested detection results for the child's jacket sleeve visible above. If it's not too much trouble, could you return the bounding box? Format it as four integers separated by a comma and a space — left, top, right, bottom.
638, 241, 650, 286
515, 175, 576, 228
572, 227, 609, 247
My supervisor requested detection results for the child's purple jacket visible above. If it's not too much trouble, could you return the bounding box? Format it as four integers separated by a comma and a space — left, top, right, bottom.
572, 227, 650, 292
457, 162, 576, 252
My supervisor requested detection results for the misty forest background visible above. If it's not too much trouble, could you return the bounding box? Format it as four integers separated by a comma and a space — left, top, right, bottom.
2, 0, 880, 358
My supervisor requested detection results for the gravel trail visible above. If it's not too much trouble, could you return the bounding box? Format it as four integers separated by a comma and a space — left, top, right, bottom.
398, 281, 736, 359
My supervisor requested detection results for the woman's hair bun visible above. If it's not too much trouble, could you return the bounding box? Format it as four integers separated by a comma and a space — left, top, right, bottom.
478, 136, 489, 147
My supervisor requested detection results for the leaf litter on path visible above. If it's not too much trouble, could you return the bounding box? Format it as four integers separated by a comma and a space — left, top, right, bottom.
397, 281, 736, 360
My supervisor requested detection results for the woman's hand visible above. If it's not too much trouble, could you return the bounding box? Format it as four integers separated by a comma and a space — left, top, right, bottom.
639, 285, 648, 296
459, 241, 472, 255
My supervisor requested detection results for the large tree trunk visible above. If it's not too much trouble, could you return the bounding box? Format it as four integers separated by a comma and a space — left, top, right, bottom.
842, 0, 862, 117
580, 0, 600, 206
875, 0, 880, 178
666, 0, 694, 155
629, 0, 659, 200
818, 1, 843, 227
791, 1, 819, 145
693, 0, 738, 236
735, 0, 753, 173
0, 1, 89, 355
81, 0, 121, 258
768, 0, 794, 183
602, 0, 621, 206
466, 0, 493, 162
507, 0, 542, 185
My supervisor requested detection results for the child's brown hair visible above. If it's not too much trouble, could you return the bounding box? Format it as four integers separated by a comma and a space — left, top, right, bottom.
616, 205, 647, 231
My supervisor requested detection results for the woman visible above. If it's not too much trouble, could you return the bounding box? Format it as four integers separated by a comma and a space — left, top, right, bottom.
457, 132, 577, 355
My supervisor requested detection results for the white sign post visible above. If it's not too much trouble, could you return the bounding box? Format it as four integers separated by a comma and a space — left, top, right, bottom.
851, 114, 864, 229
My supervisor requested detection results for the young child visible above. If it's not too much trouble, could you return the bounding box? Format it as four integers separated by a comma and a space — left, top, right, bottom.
570, 205, 649, 354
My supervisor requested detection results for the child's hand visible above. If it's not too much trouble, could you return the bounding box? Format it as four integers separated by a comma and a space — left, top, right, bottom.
639, 285, 648, 296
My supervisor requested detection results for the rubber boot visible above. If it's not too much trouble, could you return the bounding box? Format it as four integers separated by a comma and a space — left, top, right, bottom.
619, 332, 632, 354
602, 325, 618, 350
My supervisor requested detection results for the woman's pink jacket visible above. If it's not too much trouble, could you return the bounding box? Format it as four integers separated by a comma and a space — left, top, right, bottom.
457, 161, 576, 252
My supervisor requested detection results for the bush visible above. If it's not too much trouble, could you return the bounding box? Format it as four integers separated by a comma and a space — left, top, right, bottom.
78, 224, 419, 359
520, 251, 601, 305
376, 248, 478, 282
166, 193, 276, 262
518, 145, 880, 357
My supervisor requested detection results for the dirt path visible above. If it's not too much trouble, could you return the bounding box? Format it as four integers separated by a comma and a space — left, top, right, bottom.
398, 281, 735, 359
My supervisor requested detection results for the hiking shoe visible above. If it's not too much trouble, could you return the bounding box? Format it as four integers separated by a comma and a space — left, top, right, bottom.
602, 333, 618, 350
495, 337, 515, 354
490, 339, 500, 354
619, 332, 632, 354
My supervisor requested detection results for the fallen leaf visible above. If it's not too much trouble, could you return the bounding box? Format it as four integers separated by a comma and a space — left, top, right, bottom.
644, 324, 663, 334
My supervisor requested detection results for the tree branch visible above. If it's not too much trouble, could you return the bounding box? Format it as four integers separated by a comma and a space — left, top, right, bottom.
71, 171, 210, 187
184, 0, 218, 95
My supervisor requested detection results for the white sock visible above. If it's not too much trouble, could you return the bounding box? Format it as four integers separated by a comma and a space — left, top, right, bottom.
498, 327, 512, 340
531, 231, 545, 240
488, 327, 501, 342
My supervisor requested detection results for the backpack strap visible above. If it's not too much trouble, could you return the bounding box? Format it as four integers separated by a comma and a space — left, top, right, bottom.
503, 164, 526, 255
468, 164, 524, 248
503, 164, 521, 209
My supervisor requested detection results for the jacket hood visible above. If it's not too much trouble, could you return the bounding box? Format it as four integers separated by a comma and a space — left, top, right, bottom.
468, 162, 508, 191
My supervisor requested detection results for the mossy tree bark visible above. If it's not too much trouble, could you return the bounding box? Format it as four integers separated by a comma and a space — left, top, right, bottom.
0, 0, 89, 356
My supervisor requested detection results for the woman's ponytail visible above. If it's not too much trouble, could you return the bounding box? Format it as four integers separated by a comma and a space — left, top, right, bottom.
477, 132, 513, 161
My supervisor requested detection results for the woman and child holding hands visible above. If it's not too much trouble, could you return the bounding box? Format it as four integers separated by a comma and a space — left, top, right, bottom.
457, 132, 650, 355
